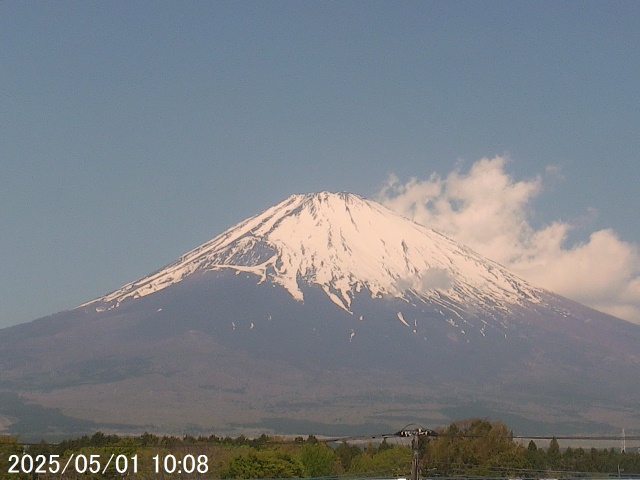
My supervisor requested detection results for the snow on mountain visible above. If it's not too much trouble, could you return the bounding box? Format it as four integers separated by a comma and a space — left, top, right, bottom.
85, 192, 544, 318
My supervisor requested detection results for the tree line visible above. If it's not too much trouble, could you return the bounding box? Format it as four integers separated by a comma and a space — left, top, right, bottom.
423, 418, 640, 477
1, 419, 639, 479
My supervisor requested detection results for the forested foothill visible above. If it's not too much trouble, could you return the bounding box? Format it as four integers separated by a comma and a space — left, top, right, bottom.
1, 419, 639, 479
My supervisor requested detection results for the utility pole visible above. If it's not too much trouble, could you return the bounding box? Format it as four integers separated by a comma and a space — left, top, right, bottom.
411, 432, 420, 480
395, 426, 438, 480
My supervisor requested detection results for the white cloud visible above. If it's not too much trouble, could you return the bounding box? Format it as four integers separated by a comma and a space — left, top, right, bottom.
377, 156, 640, 325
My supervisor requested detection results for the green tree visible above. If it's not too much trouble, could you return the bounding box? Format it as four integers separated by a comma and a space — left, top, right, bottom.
335, 441, 361, 471
426, 418, 525, 476
546, 437, 561, 469
348, 444, 412, 477
222, 450, 305, 479
299, 442, 339, 476
0, 437, 28, 480
525, 440, 545, 471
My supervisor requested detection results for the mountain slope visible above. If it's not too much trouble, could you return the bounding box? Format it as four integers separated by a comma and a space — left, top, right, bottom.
1, 192, 639, 439
87, 192, 543, 335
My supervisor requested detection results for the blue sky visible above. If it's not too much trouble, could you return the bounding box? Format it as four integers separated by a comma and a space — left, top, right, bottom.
2, 1, 639, 328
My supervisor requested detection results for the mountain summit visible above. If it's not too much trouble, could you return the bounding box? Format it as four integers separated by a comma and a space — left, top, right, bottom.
89, 192, 541, 333
1, 192, 640, 438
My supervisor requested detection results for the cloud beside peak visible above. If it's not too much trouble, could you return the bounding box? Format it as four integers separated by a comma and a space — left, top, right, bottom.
377, 156, 640, 325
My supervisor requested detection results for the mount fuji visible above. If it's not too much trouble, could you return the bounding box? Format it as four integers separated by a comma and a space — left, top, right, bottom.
1, 192, 639, 438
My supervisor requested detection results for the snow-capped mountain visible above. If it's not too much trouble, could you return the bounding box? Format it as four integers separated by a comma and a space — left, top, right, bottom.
2, 192, 640, 439
87, 192, 542, 329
